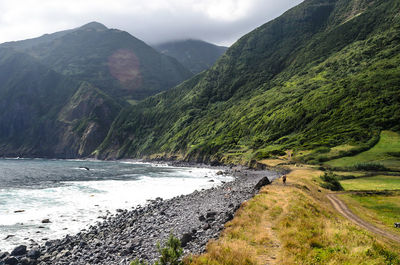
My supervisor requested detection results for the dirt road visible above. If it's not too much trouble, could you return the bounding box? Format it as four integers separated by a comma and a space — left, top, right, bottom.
327, 194, 400, 244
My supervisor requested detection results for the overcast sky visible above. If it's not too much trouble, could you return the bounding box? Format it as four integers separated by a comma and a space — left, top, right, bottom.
0, 0, 303, 46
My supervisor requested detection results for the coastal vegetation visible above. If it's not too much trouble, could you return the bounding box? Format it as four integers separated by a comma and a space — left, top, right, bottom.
188, 167, 400, 264
319, 171, 343, 191
131, 234, 184, 265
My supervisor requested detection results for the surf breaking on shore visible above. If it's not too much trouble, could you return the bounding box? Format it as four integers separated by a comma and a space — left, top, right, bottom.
0, 165, 278, 265
0, 160, 232, 253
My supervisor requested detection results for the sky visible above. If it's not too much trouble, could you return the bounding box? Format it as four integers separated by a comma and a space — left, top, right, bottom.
0, 0, 303, 46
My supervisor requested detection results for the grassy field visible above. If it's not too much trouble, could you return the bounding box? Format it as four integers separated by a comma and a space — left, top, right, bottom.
340, 193, 400, 237
326, 131, 400, 171
338, 172, 400, 240
187, 167, 400, 264
340, 175, 400, 191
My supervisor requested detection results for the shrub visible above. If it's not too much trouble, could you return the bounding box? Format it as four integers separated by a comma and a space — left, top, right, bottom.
155, 234, 184, 265
387, 151, 400, 157
320, 172, 344, 191
255, 151, 270, 160
254, 149, 286, 160
130, 259, 148, 265
353, 162, 388, 171
130, 234, 183, 265
314, 147, 331, 154
269, 149, 286, 156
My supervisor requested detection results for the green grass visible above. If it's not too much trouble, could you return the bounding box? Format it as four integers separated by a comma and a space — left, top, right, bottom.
333, 171, 366, 178
340, 193, 400, 236
340, 175, 400, 191
326, 131, 400, 171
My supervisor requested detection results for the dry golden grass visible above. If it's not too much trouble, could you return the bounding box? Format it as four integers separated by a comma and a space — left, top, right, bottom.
188, 165, 400, 265
259, 159, 287, 167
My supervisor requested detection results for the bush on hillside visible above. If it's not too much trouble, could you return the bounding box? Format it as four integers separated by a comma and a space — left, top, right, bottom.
255, 149, 286, 160
353, 162, 388, 171
387, 151, 400, 157
314, 147, 331, 154
320, 172, 344, 191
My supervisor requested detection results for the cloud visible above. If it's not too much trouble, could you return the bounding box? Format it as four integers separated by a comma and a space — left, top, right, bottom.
0, 0, 302, 46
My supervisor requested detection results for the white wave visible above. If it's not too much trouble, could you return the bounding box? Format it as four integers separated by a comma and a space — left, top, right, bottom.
0, 164, 233, 252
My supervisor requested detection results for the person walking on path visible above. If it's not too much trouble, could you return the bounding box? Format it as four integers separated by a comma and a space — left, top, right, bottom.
282, 174, 287, 185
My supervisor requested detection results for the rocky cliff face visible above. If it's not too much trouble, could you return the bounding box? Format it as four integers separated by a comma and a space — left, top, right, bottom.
55, 83, 121, 157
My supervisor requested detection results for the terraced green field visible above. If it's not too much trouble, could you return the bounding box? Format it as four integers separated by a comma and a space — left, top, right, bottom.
326, 131, 400, 171
340, 175, 400, 191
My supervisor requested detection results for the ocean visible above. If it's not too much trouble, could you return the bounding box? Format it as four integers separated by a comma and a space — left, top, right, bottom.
0, 159, 233, 252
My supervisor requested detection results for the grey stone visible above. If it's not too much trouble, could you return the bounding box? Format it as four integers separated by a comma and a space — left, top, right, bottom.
27, 248, 41, 259
3, 257, 18, 265
10, 245, 27, 256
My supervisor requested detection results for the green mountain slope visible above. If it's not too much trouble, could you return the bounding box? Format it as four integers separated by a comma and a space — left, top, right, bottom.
0, 48, 77, 156
1, 22, 193, 100
0, 48, 122, 158
0, 22, 196, 158
97, 0, 400, 163
154, 39, 227, 74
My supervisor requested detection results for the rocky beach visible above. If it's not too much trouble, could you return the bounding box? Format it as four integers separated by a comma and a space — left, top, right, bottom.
0, 166, 280, 265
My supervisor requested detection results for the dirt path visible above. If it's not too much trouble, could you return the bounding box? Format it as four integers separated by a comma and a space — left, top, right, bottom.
327, 194, 400, 244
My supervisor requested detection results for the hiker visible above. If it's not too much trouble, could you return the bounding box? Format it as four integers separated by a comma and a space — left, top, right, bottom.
282, 174, 287, 185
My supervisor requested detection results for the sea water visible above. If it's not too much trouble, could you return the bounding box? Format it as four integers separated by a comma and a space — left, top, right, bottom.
0, 159, 233, 251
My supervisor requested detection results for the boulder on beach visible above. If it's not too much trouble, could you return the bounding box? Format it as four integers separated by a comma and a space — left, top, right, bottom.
10, 245, 27, 256
41, 219, 51, 224
254, 176, 271, 191
4, 256, 18, 265
0, 252, 9, 259
27, 248, 41, 259
180, 232, 194, 247
198, 214, 205, 222
206, 211, 217, 218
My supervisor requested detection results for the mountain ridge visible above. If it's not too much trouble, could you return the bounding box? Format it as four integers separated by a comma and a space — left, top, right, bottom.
0, 22, 193, 158
0, 22, 193, 101
154, 39, 228, 74
96, 0, 400, 164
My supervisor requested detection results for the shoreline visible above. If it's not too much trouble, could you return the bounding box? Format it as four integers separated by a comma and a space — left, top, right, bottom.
0, 163, 279, 265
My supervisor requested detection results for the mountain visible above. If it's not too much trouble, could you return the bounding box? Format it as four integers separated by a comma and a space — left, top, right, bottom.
1, 22, 193, 101
96, 0, 400, 163
0, 22, 195, 158
154, 40, 228, 74
0, 48, 122, 157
